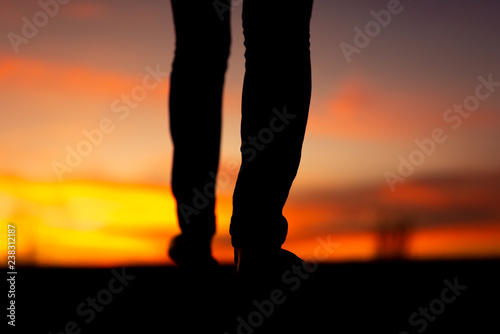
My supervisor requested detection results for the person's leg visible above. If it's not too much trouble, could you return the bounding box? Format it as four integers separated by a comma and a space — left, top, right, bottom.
168, 0, 231, 264
230, 0, 313, 250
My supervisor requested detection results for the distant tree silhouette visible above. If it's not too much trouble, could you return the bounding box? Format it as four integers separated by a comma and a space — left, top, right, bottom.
375, 211, 412, 260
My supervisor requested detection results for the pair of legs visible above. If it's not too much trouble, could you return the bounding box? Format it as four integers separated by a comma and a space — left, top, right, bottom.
169, 0, 313, 262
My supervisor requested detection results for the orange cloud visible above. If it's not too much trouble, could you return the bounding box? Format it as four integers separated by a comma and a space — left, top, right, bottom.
63, 2, 108, 20
378, 181, 450, 209
329, 77, 375, 117
308, 73, 500, 141
308, 75, 443, 140
0, 56, 169, 99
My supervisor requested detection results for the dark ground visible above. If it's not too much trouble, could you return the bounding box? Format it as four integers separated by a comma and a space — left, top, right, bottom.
7, 259, 500, 333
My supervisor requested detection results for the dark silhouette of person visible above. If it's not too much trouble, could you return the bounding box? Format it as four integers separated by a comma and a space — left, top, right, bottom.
168, 0, 314, 278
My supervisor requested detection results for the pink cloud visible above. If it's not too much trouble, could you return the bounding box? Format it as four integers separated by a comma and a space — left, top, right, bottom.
308, 75, 446, 140
63, 2, 108, 20
308, 73, 500, 141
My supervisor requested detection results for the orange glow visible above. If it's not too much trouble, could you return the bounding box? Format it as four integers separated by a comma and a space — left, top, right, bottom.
1, 175, 499, 267
408, 223, 500, 259
1, 176, 178, 267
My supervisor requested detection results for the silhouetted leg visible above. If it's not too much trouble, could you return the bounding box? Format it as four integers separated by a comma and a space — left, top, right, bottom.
230, 0, 313, 249
169, 0, 230, 247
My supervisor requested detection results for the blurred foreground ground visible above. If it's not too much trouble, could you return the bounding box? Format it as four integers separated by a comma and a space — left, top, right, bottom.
9, 259, 500, 333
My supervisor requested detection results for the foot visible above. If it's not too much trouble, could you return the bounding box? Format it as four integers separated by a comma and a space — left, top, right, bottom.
168, 234, 218, 268
233, 247, 313, 294
228, 248, 316, 333
234, 247, 307, 274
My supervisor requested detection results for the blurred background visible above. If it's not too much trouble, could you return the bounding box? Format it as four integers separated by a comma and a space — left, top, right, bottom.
1, 0, 500, 267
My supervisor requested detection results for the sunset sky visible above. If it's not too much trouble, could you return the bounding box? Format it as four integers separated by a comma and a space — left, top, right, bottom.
1, 0, 500, 266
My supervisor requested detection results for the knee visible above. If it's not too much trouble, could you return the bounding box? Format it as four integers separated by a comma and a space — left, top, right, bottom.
175, 36, 230, 68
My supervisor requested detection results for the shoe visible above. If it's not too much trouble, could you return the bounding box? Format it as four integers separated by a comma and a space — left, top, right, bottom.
234, 247, 308, 280
227, 248, 316, 334
168, 234, 226, 332
168, 234, 218, 269
233, 247, 314, 300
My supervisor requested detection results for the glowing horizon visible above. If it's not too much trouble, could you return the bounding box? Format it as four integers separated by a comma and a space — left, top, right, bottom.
2, 175, 500, 267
